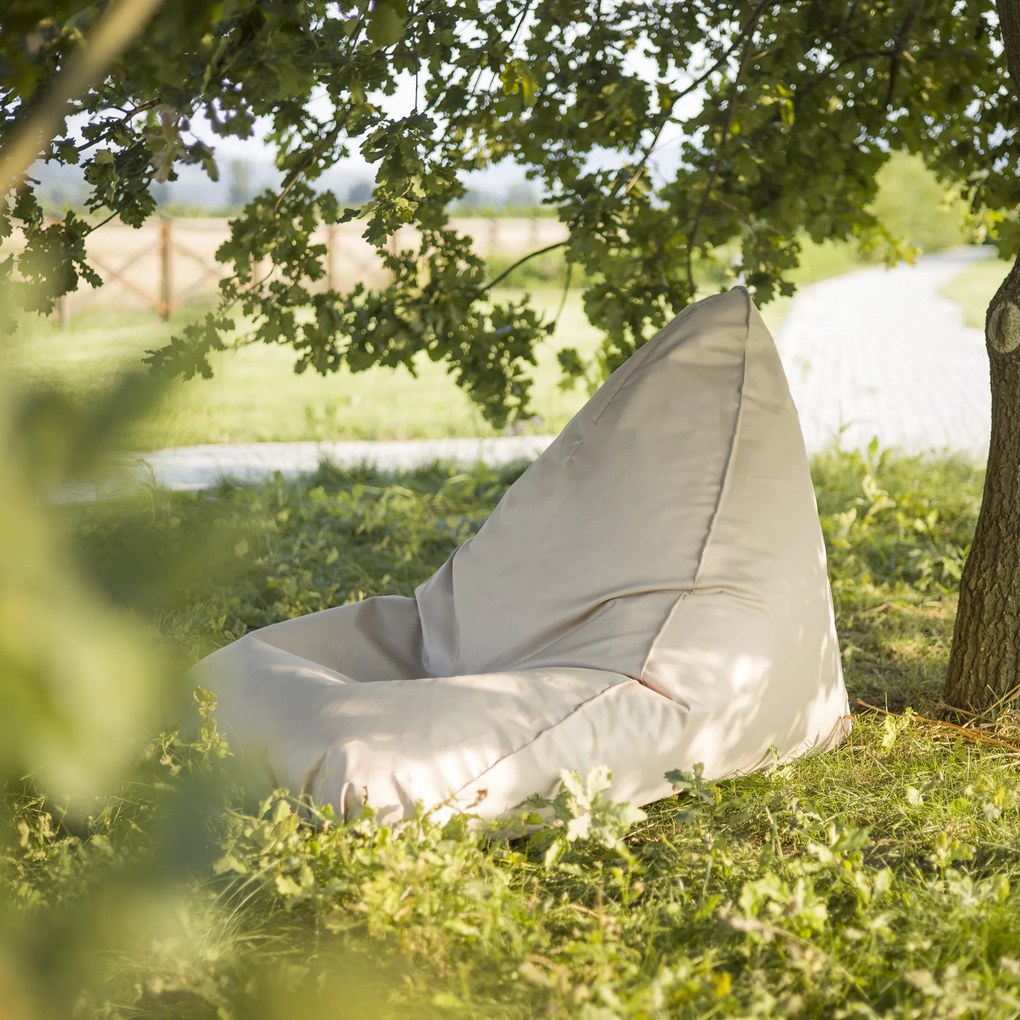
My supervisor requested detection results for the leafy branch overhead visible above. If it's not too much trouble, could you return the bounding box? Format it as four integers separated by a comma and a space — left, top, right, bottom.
1, 0, 1017, 424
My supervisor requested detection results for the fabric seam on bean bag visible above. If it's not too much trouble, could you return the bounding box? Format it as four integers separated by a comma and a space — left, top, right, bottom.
447, 673, 631, 805
637, 287, 752, 685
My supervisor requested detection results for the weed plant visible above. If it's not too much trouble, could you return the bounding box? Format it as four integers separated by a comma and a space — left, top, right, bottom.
6, 447, 1020, 1019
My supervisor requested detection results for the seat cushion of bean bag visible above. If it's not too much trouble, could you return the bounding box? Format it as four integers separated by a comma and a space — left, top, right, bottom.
193, 287, 850, 822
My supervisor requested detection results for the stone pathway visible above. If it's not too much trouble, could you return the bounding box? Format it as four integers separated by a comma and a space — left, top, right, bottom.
62, 248, 992, 497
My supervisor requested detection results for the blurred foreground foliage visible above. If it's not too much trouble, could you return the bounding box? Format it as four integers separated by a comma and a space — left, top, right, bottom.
0, 367, 171, 802
8, 406, 1020, 1017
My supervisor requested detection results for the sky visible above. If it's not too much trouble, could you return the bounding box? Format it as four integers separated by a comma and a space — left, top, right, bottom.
37, 21, 708, 212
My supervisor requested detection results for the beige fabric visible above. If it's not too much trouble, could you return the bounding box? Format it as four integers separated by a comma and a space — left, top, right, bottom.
193, 287, 851, 822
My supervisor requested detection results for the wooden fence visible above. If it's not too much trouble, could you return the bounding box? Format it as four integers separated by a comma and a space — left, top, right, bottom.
12, 216, 569, 326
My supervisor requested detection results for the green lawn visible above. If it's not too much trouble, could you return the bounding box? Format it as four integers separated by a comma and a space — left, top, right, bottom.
7, 237, 874, 451
941, 253, 1013, 329
9, 448, 1020, 1018
9, 291, 598, 448
8, 148, 982, 452
5, 155, 1011, 1018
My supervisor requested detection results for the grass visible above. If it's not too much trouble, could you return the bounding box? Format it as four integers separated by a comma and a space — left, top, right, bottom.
9, 446, 1020, 1019
941, 255, 1013, 329
2, 150, 1003, 1016
10, 242, 986, 456
6, 291, 599, 449
5, 239, 893, 452
12, 232, 984, 456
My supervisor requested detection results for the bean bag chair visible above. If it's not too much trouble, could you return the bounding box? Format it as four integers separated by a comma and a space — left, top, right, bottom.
192, 287, 851, 823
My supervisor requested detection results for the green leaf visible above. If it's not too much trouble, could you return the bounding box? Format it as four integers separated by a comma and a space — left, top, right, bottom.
500, 58, 538, 107
368, 0, 406, 47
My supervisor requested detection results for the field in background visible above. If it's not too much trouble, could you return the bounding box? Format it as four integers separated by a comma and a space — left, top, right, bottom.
7, 252, 860, 450
10, 289, 600, 448
7, 152, 995, 450
12, 242, 1002, 451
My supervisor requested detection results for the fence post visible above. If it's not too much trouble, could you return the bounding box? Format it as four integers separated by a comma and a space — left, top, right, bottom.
158, 218, 173, 319
326, 223, 337, 291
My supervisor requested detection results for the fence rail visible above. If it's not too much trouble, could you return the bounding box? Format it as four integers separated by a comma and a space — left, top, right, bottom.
4, 216, 569, 327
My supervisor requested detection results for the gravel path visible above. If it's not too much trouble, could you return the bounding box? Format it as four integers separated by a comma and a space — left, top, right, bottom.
62, 248, 992, 498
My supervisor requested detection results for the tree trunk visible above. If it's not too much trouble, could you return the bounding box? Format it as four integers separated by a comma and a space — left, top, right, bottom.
943, 0, 1020, 711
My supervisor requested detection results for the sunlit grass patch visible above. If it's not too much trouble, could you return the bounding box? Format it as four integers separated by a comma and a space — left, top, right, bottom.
7, 291, 602, 450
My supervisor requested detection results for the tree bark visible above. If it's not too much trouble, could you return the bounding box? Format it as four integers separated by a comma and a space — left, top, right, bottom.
943, 0, 1020, 711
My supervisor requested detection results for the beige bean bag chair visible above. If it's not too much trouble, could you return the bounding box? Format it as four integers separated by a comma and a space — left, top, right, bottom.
193, 287, 850, 823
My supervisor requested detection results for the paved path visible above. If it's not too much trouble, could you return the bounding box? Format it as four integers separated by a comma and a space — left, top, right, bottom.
137, 435, 556, 491
55, 435, 557, 501
774, 246, 991, 458
67, 248, 991, 497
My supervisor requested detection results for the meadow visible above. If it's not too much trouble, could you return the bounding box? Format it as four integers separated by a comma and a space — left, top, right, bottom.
6, 266, 833, 451
941, 256, 1011, 329
7, 151, 984, 451
6, 446, 1020, 1018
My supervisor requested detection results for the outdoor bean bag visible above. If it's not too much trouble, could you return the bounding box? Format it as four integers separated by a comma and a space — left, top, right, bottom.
192, 287, 851, 823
